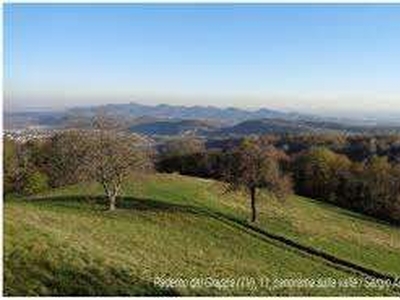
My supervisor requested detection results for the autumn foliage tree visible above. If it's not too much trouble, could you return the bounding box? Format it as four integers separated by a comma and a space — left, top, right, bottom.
161, 136, 205, 157
47, 130, 92, 187
3, 138, 49, 195
222, 137, 292, 222
360, 156, 400, 218
293, 147, 352, 203
157, 136, 206, 175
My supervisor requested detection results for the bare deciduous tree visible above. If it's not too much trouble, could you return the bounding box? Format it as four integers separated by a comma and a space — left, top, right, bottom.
86, 113, 152, 210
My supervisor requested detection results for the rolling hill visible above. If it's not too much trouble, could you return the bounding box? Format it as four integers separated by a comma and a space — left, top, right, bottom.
215, 118, 400, 137
4, 173, 400, 296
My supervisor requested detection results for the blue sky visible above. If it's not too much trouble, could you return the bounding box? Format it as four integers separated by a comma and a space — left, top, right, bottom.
4, 4, 400, 116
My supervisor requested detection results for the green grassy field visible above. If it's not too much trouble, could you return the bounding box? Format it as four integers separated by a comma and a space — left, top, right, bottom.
4, 173, 400, 296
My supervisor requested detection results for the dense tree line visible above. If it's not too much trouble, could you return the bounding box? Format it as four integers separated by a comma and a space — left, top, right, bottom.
275, 134, 400, 163
293, 147, 400, 223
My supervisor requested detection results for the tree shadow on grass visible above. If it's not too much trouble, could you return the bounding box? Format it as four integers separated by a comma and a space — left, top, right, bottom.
28, 194, 207, 215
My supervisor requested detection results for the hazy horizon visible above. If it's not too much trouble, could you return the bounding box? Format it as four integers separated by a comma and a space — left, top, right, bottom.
4, 4, 400, 117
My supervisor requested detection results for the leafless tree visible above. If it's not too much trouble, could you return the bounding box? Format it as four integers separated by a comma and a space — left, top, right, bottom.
85, 113, 152, 210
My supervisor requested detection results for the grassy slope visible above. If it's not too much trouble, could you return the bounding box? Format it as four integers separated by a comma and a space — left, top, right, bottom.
129, 174, 400, 276
4, 173, 400, 296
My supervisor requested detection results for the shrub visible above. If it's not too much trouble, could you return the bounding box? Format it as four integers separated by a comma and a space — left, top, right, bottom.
22, 171, 49, 196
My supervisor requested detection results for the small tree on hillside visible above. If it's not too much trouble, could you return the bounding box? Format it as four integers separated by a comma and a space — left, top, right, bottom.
22, 170, 49, 195
222, 137, 292, 222
87, 113, 152, 211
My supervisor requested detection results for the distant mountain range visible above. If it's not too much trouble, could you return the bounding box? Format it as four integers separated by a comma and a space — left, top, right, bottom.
5, 102, 400, 137
67, 102, 289, 125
